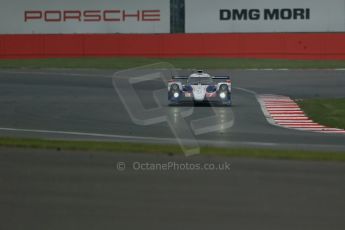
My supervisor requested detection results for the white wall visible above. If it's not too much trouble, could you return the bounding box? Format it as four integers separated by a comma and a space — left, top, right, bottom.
0, 0, 170, 34
185, 0, 345, 33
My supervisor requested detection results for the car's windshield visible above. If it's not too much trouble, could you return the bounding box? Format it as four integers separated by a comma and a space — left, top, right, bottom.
187, 77, 213, 85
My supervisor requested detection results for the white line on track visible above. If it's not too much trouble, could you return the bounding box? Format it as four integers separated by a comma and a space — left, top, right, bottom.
0, 127, 285, 148
0, 127, 165, 141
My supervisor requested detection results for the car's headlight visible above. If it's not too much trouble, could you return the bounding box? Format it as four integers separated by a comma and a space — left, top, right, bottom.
219, 92, 226, 99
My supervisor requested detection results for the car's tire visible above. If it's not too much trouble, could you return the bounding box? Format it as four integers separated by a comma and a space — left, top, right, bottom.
168, 101, 180, 106
221, 101, 231, 107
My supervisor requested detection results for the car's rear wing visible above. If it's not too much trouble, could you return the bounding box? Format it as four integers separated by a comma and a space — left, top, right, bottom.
172, 76, 188, 80
173, 76, 230, 79
212, 76, 230, 80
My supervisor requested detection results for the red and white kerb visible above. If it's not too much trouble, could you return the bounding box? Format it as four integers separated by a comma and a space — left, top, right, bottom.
258, 94, 345, 134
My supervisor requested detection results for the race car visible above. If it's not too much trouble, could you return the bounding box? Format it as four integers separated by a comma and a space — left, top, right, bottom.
168, 70, 232, 106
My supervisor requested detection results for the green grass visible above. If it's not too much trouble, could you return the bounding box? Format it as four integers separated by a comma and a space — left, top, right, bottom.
297, 98, 345, 130
0, 57, 345, 69
0, 137, 345, 162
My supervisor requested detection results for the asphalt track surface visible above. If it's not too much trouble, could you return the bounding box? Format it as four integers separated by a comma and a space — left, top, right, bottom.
1, 147, 345, 230
1, 69, 345, 229
0, 69, 344, 151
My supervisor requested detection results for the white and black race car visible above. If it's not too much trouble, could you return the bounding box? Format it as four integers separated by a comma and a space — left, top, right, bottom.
168, 70, 232, 106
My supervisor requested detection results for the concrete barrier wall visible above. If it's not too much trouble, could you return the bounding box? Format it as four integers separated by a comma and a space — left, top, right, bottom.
1, 33, 345, 60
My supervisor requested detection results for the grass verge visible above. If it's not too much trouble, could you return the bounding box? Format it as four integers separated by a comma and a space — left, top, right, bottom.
0, 57, 345, 69
297, 98, 345, 130
0, 137, 345, 162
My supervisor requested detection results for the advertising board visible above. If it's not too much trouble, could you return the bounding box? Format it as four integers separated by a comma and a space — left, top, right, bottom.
185, 0, 345, 33
0, 0, 170, 34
